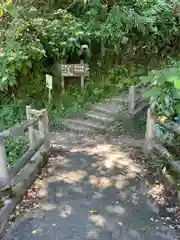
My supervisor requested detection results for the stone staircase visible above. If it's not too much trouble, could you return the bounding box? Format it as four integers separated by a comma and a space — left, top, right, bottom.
61, 93, 129, 133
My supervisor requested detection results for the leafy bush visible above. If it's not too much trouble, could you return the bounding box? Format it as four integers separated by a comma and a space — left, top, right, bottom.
84, 1, 180, 61
0, 102, 28, 166
142, 62, 180, 146
5, 136, 28, 166
143, 63, 180, 120
1, 0, 180, 165
0, 1, 180, 92
0, 101, 25, 130
0, 6, 90, 91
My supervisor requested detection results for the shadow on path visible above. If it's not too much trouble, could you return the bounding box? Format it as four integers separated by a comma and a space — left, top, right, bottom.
2, 133, 178, 240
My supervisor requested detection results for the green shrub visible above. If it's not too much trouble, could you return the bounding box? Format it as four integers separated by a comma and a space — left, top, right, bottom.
142, 61, 180, 146
5, 136, 28, 166
143, 62, 180, 120
0, 102, 28, 166
0, 101, 25, 130
1, 0, 180, 165
0, 1, 180, 92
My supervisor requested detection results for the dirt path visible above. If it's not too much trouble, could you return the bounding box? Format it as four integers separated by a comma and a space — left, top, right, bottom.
1, 131, 179, 240
1, 93, 180, 240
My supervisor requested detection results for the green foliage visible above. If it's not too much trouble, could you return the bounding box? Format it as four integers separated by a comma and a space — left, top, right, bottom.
142, 62, 180, 146
151, 156, 180, 192
5, 136, 28, 166
151, 157, 170, 175
0, 197, 4, 209
0, 101, 25, 130
49, 65, 138, 129
1, 0, 180, 167
0, 64, 140, 132
143, 62, 180, 119
84, 1, 180, 60
0, 5, 91, 91
0, 1, 180, 91
0, 102, 28, 166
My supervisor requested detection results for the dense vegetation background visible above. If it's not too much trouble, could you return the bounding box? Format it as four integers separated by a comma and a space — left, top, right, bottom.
0, 0, 180, 165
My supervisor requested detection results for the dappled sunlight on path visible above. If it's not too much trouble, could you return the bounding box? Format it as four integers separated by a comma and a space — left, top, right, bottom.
2, 132, 178, 240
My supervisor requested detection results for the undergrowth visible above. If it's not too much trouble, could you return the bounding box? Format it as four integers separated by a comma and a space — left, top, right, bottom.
151, 156, 180, 193
1, 0, 180, 166
142, 61, 180, 190
0, 102, 28, 166
0, 63, 146, 161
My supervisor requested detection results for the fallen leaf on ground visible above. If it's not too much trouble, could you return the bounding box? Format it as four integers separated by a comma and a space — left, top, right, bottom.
90, 209, 97, 215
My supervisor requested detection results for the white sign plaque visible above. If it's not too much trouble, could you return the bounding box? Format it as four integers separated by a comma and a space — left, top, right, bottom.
46, 74, 53, 90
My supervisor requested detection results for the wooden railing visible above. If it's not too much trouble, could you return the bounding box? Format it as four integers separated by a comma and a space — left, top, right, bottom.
128, 82, 150, 117
0, 106, 49, 198
145, 108, 180, 174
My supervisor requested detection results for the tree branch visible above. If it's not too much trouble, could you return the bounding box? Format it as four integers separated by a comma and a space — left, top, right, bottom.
65, 0, 79, 11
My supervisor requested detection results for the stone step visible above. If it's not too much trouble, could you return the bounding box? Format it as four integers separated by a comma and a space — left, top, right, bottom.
63, 121, 92, 133
57, 93, 129, 134
93, 106, 115, 115
105, 93, 129, 103
50, 132, 93, 149
93, 102, 124, 115
64, 118, 105, 133
85, 111, 114, 123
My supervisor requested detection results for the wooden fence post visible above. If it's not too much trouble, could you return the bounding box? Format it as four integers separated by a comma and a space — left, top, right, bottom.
61, 75, 65, 94
0, 139, 11, 198
144, 108, 156, 154
128, 86, 136, 115
61, 59, 66, 94
80, 60, 85, 88
101, 39, 105, 59
26, 105, 36, 148
38, 109, 50, 151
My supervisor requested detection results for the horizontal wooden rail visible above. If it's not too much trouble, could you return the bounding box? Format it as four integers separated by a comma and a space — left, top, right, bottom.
135, 81, 143, 88
0, 109, 46, 139
128, 84, 149, 117
132, 102, 148, 117
158, 121, 180, 135
153, 143, 180, 172
135, 86, 151, 94
0, 118, 39, 139
0, 106, 49, 199
135, 80, 150, 89
9, 138, 45, 178
145, 108, 180, 174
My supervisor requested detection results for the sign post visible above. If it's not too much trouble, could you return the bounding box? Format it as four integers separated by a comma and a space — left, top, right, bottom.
60, 60, 89, 93
46, 74, 53, 103
80, 60, 85, 88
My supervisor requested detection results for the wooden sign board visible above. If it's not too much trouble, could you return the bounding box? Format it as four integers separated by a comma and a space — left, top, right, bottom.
60, 64, 89, 77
